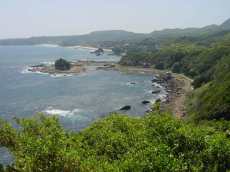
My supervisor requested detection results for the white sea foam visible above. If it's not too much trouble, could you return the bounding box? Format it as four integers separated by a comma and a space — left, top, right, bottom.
148, 93, 167, 105
21, 66, 49, 75
35, 44, 59, 48
157, 94, 167, 102
41, 61, 54, 66
21, 66, 32, 74
152, 82, 163, 89
71, 45, 113, 52
150, 99, 157, 104
21, 65, 73, 78
50, 74, 73, 78
43, 107, 81, 117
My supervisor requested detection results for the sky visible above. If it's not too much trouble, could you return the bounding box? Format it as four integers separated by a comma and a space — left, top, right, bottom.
0, 0, 230, 39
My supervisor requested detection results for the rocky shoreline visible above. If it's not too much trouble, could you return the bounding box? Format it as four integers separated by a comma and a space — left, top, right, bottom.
27, 61, 192, 117
153, 70, 193, 118
115, 65, 193, 117
27, 60, 117, 75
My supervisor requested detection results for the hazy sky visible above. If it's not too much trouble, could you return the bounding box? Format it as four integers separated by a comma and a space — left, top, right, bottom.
0, 0, 230, 39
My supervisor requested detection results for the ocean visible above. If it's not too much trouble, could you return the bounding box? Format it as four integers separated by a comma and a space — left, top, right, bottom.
0, 45, 166, 164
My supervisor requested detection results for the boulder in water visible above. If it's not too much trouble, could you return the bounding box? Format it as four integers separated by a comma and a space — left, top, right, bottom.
145, 109, 152, 113
119, 105, 131, 111
152, 78, 159, 82
130, 82, 136, 85
152, 90, 161, 94
142, 100, 150, 105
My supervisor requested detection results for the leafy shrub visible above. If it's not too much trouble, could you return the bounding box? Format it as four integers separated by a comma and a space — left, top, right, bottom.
1, 113, 230, 171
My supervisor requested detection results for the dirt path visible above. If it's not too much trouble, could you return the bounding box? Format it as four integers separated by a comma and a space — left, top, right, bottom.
163, 73, 193, 118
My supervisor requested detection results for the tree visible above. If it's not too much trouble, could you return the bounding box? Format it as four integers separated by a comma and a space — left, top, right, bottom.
171, 62, 181, 73
54, 58, 71, 71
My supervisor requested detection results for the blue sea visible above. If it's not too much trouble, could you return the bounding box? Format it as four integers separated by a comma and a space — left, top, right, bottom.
0, 45, 165, 164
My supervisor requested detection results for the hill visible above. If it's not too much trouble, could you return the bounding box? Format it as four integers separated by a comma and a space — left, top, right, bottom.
221, 18, 230, 30
0, 18, 230, 48
119, 18, 230, 121
0, 30, 147, 47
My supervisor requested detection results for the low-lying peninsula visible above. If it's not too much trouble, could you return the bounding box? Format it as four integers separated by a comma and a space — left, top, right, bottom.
28, 59, 117, 75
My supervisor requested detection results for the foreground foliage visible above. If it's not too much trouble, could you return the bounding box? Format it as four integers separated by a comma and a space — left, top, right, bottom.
0, 113, 230, 172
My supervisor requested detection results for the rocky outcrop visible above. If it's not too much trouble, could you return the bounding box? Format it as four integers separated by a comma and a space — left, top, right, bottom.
152, 90, 161, 94
142, 100, 150, 105
119, 105, 131, 111
91, 48, 104, 56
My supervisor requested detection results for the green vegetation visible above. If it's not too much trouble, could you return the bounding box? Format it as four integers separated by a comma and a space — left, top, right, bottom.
1, 16, 230, 172
119, 26, 230, 121
120, 41, 230, 81
187, 56, 230, 121
54, 58, 71, 71
0, 113, 230, 172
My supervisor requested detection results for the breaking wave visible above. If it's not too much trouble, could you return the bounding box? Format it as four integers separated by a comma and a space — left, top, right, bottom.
43, 107, 81, 117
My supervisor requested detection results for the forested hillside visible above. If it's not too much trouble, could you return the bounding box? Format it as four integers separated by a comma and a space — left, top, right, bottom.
119, 18, 230, 121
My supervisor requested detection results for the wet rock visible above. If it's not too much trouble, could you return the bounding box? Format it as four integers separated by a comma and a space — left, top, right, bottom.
91, 48, 104, 56
152, 78, 159, 82
145, 109, 152, 113
156, 80, 164, 84
152, 90, 161, 94
130, 82, 136, 85
119, 105, 131, 111
142, 100, 150, 105
163, 72, 173, 81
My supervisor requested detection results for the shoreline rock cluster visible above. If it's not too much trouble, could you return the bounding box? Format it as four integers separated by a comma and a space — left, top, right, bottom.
27, 61, 188, 116
155, 72, 191, 117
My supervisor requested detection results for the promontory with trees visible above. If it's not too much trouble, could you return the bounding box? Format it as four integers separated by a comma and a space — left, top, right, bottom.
1, 18, 230, 171
54, 58, 71, 71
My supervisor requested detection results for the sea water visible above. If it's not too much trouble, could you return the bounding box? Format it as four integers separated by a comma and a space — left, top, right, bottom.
0, 45, 166, 165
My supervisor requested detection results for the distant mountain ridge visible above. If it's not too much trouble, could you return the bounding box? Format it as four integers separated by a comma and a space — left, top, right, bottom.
221, 18, 230, 29
0, 30, 147, 47
0, 18, 229, 46
149, 19, 230, 40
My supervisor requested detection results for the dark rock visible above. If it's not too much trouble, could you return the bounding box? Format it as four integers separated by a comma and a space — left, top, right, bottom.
142, 100, 150, 105
152, 90, 161, 94
31, 64, 45, 68
156, 80, 164, 84
92, 48, 104, 56
104, 64, 115, 68
163, 72, 173, 81
119, 105, 131, 111
151, 78, 159, 82
145, 109, 152, 113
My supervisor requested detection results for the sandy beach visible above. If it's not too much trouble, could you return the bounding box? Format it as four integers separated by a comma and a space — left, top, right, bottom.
67, 45, 113, 52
